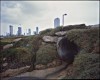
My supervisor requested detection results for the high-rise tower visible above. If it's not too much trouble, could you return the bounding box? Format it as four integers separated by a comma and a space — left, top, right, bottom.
36, 27, 39, 34
28, 29, 31, 35
9, 25, 13, 36
54, 18, 60, 28
18, 27, 22, 36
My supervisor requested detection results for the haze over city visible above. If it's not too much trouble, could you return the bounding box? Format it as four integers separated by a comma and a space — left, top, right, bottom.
1, 1, 99, 35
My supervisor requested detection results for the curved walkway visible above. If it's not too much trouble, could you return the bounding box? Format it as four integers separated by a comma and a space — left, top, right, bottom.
3, 63, 67, 80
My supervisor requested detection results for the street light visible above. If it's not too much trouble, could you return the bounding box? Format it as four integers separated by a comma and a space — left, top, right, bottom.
62, 13, 67, 26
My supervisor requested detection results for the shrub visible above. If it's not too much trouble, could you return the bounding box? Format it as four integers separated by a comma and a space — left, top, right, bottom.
29, 35, 42, 53
0, 47, 31, 63
76, 63, 100, 79
0, 48, 17, 63
36, 43, 58, 65
64, 53, 100, 79
13, 36, 34, 48
62, 24, 90, 31
16, 47, 32, 63
61, 28, 99, 79
13, 39, 28, 47
39, 28, 53, 36
39, 24, 90, 36
39, 27, 63, 36
66, 28, 99, 53
14, 36, 41, 59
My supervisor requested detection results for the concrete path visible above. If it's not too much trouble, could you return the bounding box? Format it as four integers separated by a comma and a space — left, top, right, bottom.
2, 63, 67, 80
16, 63, 66, 78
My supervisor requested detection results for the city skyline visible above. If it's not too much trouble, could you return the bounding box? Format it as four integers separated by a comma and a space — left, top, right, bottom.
6, 25, 38, 36
1, 1, 99, 35
6, 25, 39, 36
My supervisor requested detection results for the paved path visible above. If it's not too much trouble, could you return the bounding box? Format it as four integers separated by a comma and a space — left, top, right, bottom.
2, 63, 67, 80
17, 63, 66, 78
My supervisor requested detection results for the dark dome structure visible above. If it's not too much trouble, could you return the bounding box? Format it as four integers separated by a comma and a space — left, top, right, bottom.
57, 37, 79, 64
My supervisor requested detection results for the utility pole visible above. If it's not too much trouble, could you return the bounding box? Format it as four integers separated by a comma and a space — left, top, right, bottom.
62, 13, 67, 28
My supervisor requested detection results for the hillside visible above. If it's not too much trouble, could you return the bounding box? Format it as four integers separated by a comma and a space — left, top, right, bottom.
0, 24, 99, 79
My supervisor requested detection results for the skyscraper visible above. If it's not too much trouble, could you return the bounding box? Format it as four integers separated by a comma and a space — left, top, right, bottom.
33, 31, 36, 35
36, 27, 39, 34
28, 29, 31, 35
54, 18, 60, 28
9, 25, 13, 36
18, 27, 22, 36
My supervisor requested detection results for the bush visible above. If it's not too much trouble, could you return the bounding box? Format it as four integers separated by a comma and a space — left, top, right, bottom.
0, 48, 17, 63
39, 28, 53, 36
39, 24, 90, 36
62, 24, 90, 31
61, 28, 99, 79
36, 43, 58, 65
16, 47, 32, 63
13, 36, 34, 48
39, 27, 63, 36
0, 47, 32, 63
13, 36, 40, 57
64, 53, 100, 79
77, 63, 100, 79
66, 28, 99, 53
13, 39, 28, 47
29, 35, 42, 53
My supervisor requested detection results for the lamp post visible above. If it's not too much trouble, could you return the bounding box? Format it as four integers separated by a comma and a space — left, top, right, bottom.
62, 13, 67, 26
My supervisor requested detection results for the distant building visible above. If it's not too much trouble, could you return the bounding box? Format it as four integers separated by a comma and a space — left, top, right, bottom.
54, 18, 60, 28
36, 27, 39, 34
6, 33, 10, 37
9, 25, 13, 36
18, 27, 22, 36
24, 33, 25, 36
28, 29, 31, 35
33, 31, 37, 35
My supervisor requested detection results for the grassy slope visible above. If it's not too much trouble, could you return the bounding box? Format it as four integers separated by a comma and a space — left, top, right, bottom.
39, 26, 99, 79
0, 36, 34, 72
62, 28, 99, 79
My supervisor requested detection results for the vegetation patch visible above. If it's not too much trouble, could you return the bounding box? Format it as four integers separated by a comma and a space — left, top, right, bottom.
61, 27, 100, 79
0, 42, 11, 46
66, 28, 99, 53
36, 43, 58, 65
39, 24, 90, 36
15, 47, 32, 63
64, 53, 100, 79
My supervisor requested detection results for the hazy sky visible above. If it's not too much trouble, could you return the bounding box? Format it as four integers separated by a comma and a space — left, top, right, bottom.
1, 1, 99, 35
